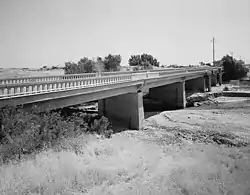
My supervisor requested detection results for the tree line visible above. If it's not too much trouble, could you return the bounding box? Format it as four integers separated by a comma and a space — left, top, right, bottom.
205, 55, 249, 81
64, 53, 160, 74
64, 53, 249, 81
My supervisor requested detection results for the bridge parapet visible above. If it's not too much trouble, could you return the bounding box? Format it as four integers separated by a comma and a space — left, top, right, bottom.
0, 74, 132, 99
0, 73, 97, 85
0, 67, 221, 85
131, 72, 160, 80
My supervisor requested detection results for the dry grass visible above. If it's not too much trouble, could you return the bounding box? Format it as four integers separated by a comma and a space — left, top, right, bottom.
1, 129, 250, 195
1, 95, 250, 194
0, 69, 64, 79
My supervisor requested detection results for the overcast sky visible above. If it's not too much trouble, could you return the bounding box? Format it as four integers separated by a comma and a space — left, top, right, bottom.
0, 0, 249, 68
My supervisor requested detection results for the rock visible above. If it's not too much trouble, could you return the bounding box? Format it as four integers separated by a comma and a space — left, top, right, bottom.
194, 102, 202, 107
186, 93, 219, 107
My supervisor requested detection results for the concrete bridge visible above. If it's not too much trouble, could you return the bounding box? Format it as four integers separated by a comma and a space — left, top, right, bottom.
0, 67, 222, 129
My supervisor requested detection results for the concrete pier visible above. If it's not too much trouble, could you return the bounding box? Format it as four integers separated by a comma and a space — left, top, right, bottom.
218, 73, 222, 85
98, 92, 144, 130
211, 74, 217, 86
148, 82, 186, 109
185, 77, 206, 93
205, 75, 212, 92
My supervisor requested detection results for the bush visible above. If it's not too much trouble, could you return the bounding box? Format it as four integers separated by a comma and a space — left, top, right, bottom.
0, 105, 113, 164
221, 55, 249, 81
223, 86, 229, 91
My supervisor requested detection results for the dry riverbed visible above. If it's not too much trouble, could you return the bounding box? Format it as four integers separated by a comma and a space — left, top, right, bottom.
1, 96, 250, 194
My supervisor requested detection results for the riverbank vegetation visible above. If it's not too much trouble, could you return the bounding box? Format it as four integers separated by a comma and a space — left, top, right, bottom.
0, 105, 112, 164
0, 97, 250, 194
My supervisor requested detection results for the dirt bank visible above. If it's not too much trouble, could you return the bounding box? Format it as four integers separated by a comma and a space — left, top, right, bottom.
1, 96, 250, 194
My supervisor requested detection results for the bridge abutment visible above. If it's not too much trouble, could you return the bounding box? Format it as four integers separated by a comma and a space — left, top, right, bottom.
185, 77, 206, 93
98, 92, 144, 130
148, 82, 186, 109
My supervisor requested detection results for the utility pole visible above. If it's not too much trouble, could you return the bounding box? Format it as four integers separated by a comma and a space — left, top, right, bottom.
212, 37, 215, 66
230, 52, 234, 58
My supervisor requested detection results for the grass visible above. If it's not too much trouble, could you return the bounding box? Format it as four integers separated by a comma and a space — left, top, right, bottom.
1, 127, 250, 195
0, 69, 64, 79
1, 71, 250, 194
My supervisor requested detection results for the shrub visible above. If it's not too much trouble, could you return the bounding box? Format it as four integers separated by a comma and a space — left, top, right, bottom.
89, 116, 113, 138
221, 55, 248, 81
223, 86, 229, 91
0, 105, 113, 164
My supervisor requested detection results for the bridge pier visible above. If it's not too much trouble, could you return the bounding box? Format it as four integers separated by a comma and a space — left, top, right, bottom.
148, 82, 186, 109
211, 74, 217, 86
205, 75, 211, 92
218, 73, 222, 86
185, 77, 206, 93
98, 92, 144, 130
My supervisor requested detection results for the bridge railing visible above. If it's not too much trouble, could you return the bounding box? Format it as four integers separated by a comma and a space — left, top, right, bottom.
0, 73, 97, 85
0, 74, 132, 98
0, 69, 211, 99
0, 71, 163, 98
0, 67, 221, 85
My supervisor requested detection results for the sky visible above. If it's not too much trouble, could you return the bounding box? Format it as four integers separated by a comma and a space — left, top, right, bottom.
0, 0, 250, 68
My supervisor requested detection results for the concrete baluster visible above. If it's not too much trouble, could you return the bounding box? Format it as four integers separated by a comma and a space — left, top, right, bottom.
8, 88, 12, 95
41, 84, 45, 91
13, 87, 17, 94
32, 85, 35, 93
37, 85, 40, 92
21, 86, 24, 93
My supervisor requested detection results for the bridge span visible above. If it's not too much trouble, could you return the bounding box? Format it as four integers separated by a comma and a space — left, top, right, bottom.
0, 67, 222, 129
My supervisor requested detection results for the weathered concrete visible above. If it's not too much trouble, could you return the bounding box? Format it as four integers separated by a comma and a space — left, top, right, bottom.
98, 92, 144, 130
148, 82, 186, 109
185, 77, 206, 93
205, 75, 212, 92
211, 74, 217, 86
218, 73, 222, 85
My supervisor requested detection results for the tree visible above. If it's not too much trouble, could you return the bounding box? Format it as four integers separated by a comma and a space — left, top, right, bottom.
129, 55, 141, 66
128, 53, 160, 70
78, 58, 97, 73
95, 57, 105, 72
103, 54, 121, 72
64, 61, 79, 74
221, 55, 249, 81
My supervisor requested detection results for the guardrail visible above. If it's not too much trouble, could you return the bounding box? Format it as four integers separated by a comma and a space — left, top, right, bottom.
0, 74, 135, 98
0, 73, 97, 85
0, 67, 221, 85
0, 70, 211, 99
